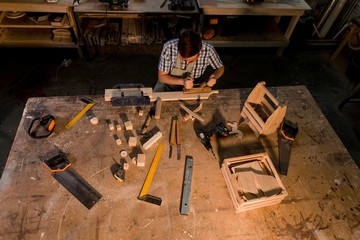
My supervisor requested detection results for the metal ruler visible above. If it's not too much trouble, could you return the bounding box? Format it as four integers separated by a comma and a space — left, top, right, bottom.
180, 155, 194, 215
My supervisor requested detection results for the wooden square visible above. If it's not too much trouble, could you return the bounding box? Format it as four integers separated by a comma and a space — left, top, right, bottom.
221, 152, 288, 213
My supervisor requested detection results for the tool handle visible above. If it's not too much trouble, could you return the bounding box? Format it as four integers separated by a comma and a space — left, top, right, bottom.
199, 81, 207, 87
176, 119, 181, 144
154, 97, 162, 120
141, 115, 152, 135
170, 117, 176, 145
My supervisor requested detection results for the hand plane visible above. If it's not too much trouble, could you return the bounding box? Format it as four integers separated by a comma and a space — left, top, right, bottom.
183, 81, 212, 94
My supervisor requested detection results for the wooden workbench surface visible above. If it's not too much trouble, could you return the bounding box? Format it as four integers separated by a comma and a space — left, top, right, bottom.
197, 0, 311, 16
74, 0, 199, 14
0, 87, 359, 239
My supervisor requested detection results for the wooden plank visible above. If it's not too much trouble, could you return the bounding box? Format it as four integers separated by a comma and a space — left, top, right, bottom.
153, 90, 219, 102
198, 0, 311, 16
104, 88, 219, 102
73, 0, 199, 14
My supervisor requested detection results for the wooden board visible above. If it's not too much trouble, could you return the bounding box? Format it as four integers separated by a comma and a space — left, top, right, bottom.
0, 87, 360, 239
104, 88, 219, 102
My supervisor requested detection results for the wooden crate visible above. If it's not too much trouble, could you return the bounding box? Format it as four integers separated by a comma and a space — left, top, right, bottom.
240, 81, 287, 138
221, 152, 288, 213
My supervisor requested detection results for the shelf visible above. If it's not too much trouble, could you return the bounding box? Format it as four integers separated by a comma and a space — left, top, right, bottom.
0, 28, 76, 48
0, 14, 71, 28
207, 35, 288, 48
0, 1, 81, 56
202, 16, 288, 48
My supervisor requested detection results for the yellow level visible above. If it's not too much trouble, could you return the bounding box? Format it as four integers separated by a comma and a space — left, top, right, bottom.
138, 144, 164, 198
65, 103, 94, 129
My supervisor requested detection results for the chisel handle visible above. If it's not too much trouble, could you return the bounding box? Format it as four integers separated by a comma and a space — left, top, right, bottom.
176, 119, 181, 144
170, 117, 176, 145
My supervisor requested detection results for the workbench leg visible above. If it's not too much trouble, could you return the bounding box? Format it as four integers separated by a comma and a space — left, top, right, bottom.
277, 15, 300, 56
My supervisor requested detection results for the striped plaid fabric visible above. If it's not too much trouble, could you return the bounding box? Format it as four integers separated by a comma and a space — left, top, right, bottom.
158, 39, 223, 79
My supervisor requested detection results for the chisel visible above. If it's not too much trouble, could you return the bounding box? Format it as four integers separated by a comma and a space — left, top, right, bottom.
169, 116, 177, 159
176, 118, 181, 160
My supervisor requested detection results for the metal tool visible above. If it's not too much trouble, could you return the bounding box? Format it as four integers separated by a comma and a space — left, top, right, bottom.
138, 144, 164, 205
28, 114, 56, 138
110, 84, 150, 106
180, 155, 194, 215
278, 120, 298, 175
195, 129, 215, 158
183, 81, 212, 94
160, 0, 168, 8
208, 122, 230, 137
65, 97, 94, 129
43, 151, 102, 209
99, 0, 129, 10
112, 157, 125, 181
141, 107, 155, 135
168, 0, 195, 10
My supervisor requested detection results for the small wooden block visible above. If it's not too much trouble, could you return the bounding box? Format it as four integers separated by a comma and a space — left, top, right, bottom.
137, 153, 145, 167
116, 124, 122, 131
154, 97, 162, 120
128, 136, 137, 147
123, 162, 129, 170
143, 131, 162, 150
139, 109, 144, 116
113, 134, 121, 145
107, 119, 115, 131
124, 121, 133, 130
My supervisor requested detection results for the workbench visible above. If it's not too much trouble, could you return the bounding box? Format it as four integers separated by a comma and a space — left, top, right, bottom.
1, 86, 359, 239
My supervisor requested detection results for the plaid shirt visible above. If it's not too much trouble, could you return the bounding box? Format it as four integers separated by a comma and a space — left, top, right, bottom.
158, 39, 223, 79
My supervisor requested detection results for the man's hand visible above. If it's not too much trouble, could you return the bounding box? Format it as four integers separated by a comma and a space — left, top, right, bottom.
207, 74, 217, 87
183, 77, 194, 89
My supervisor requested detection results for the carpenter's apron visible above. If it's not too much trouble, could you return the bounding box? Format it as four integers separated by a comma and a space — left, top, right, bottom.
154, 54, 195, 92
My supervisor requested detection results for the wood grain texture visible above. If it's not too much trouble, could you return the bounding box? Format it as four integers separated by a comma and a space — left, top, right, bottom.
0, 87, 359, 239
